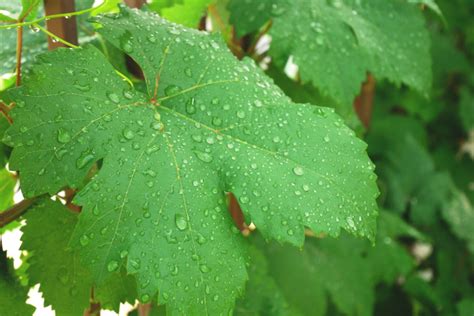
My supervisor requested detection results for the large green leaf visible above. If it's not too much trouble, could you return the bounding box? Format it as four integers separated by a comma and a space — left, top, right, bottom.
4, 7, 377, 313
229, 0, 432, 106
21, 198, 136, 315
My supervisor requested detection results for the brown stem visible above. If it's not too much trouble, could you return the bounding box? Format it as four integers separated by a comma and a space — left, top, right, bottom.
83, 287, 100, 316
353, 73, 376, 129
15, 25, 23, 86
228, 193, 246, 232
138, 303, 152, 316
0, 198, 36, 228
64, 188, 82, 213
0, 102, 13, 124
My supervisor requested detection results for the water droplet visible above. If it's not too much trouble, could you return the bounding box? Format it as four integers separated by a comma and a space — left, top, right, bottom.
74, 83, 91, 92
141, 294, 150, 302
57, 128, 71, 144
57, 268, 69, 284
79, 234, 90, 246
165, 85, 181, 96
92, 205, 100, 216
76, 152, 95, 169
194, 151, 213, 163
253, 100, 263, 107
239, 196, 249, 204
151, 121, 164, 131
184, 68, 192, 77
175, 214, 188, 231
293, 166, 304, 176
186, 98, 196, 114
123, 90, 134, 99
236, 110, 246, 119
107, 92, 120, 104
122, 128, 135, 140
107, 260, 119, 272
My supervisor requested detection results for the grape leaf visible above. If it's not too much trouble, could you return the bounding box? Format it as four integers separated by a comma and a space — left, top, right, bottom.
234, 244, 296, 316
254, 211, 418, 316
229, 0, 432, 106
21, 198, 137, 315
227, 0, 277, 37
4, 7, 378, 313
0, 248, 34, 316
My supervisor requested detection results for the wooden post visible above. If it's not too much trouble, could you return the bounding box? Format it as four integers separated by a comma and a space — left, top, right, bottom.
43, 0, 78, 50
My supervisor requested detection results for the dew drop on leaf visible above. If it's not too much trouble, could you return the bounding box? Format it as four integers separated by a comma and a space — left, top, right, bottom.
57, 128, 71, 144
122, 128, 135, 140
141, 294, 150, 302
186, 98, 196, 114
194, 151, 213, 163
107, 92, 120, 104
175, 214, 188, 231
199, 264, 210, 273
293, 166, 304, 176
107, 260, 119, 272
76, 152, 95, 169
165, 85, 181, 96
79, 235, 90, 246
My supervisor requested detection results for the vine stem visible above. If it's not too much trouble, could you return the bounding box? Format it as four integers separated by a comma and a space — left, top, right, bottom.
15, 24, 23, 86
0, 102, 13, 124
33, 23, 79, 48
0, 0, 106, 29
0, 198, 36, 228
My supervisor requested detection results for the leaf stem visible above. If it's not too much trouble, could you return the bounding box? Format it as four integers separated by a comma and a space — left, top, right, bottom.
0, 102, 13, 124
33, 23, 79, 48
0, 0, 106, 29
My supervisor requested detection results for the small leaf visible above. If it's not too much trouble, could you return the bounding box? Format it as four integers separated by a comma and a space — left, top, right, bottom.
21, 199, 137, 314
